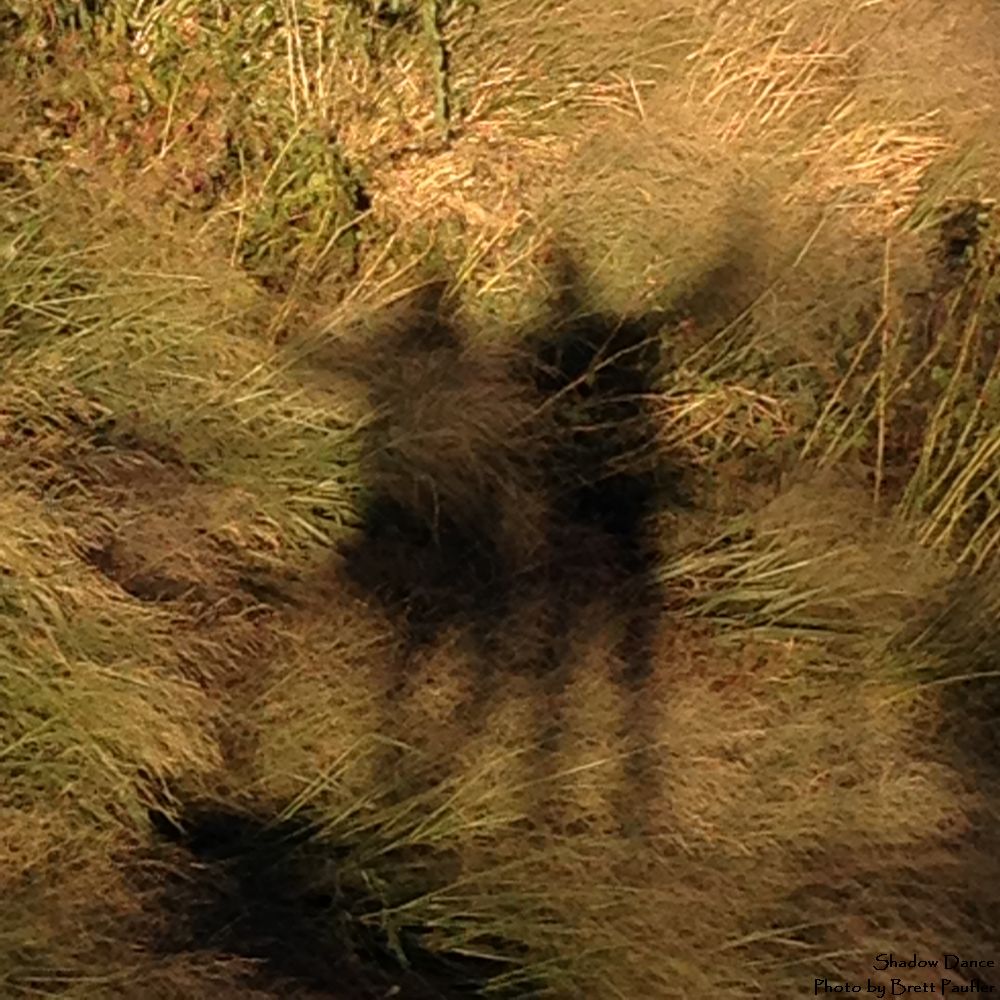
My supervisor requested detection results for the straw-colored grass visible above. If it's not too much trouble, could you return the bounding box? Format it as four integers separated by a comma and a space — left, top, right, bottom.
247, 483, 985, 996
1, 1, 999, 997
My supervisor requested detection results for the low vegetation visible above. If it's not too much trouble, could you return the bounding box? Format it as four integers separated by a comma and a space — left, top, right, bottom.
1, 1, 998, 997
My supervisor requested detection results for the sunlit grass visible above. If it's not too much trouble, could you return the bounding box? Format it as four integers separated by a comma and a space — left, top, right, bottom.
0, 0, 999, 997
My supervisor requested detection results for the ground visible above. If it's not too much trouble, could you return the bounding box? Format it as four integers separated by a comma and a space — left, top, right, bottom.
1, 2, 999, 998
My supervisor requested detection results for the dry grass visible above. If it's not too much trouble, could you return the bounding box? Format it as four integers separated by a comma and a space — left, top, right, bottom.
1, 1, 999, 998
247, 478, 985, 996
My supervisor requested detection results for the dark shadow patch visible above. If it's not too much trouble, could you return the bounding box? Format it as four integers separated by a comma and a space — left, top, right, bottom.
519, 260, 692, 827
330, 281, 542, 656
343, 493, 510, 648
902, 572, 1000, 780
936, 200, 991, 280
148, 802, 531, 1000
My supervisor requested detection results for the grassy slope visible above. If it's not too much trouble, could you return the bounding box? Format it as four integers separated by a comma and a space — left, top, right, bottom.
1, 1, 999, 997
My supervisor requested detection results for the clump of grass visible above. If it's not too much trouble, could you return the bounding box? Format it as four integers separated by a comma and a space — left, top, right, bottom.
796, 208, 1000, 566
659, 476, 942, 645
1, 178, 365, 552
0, 486, 220, 822
0, 480, 230, 995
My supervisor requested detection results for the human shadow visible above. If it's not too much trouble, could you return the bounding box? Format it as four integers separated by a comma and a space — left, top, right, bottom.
144, 248, 754, 996
330, 258, 692, 830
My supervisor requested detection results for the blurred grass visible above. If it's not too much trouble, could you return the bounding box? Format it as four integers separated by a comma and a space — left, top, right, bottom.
0, 0, 999, 997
